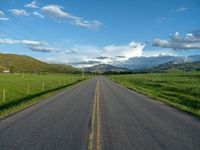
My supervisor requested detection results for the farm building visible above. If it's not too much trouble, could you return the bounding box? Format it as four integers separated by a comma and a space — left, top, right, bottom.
2, 69, 10, 73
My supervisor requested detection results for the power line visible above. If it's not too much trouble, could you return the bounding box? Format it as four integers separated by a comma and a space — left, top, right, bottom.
0, 8, 49, 41
0, 8, 62, 51
0, 9, 36, 35
0, 22, 30, 39
0, 30, 12, 38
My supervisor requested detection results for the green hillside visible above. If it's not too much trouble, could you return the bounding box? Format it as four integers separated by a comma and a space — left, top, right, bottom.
0, 53, 79, 73
145, 61, 200, 73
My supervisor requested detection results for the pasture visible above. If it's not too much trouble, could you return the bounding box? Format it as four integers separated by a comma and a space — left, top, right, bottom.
0, 73, 85, 116
109, 72, 200, 116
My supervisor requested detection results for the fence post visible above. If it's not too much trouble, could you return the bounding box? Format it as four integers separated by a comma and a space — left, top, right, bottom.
3, 89, 5, 101
27, 81, 30, 95
42, 82, 45, 91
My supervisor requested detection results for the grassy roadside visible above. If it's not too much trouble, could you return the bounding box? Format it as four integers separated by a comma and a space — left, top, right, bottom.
0, 74, 89, 118
108, 72, 200, 117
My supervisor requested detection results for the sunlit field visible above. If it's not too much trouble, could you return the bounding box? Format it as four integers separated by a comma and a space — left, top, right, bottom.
0, 73, 86, 116
109, 72, 200, 116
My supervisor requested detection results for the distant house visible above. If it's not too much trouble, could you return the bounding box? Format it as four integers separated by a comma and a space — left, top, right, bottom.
3, 70, 10, 73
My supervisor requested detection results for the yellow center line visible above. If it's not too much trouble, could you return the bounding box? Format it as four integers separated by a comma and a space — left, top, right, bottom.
96, 80, 101, 150
88, 93, 96, 150
88, 79, 101, 150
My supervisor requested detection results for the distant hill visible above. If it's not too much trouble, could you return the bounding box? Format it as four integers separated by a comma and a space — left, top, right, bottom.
115, 55, 195, 71
144, 61, 200, 73
0, 53, 79, 73
188, 55, 200, 62
84, 64, 130, 73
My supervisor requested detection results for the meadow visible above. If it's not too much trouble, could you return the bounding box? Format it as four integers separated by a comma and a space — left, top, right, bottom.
108, 72, 200, 116
0, 73, 86, 116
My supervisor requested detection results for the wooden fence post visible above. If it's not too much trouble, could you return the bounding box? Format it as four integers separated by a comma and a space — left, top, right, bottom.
42, 82, 45, 91
27, 81, 30, 95
3, 89, 5, 101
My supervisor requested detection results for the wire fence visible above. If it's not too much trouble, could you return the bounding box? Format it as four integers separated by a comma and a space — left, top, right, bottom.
0, 77, 82, 105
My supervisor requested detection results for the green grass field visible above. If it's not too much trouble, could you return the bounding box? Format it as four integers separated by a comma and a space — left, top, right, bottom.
108, 72, 200, 116
0, 73, 86, 116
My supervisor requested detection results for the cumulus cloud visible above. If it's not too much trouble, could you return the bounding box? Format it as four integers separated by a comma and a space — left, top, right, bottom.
25, 1, 39, 8
103, 41, 144, 60
68, 41, 145, 67
10, 9, 28, 16
41, 4, 102, 30
192, 29, 200, 38
32, 11, 44, 18
42, 5, 71, 18
151, 32, 200, 50
0, 10, 9, 21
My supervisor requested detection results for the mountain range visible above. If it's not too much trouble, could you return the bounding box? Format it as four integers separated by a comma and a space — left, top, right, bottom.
84, 64, 130, 73
144, 61, 200, 72
114, 55, 200, 70
1, 53, 200, 73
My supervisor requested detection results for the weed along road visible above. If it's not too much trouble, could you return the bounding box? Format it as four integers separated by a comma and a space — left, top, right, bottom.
0, 77, 200, 150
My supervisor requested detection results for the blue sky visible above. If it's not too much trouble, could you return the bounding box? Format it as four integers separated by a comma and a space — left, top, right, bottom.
0, 0, 200, 66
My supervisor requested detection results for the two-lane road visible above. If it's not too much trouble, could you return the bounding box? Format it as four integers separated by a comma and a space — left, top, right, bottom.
0, 77, 200, 150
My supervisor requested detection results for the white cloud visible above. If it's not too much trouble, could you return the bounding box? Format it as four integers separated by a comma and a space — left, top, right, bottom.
151, 32, 200, 49
0, 10, 5, 16
142, 50, 176, 57
176, 7, 188, 13
0, 39, 41, 45
29, 46, 58, 52
103, 41, 144, 60
25, 1, 39, 8
0, 17, 9, 21
62, 41, 145, 67
65, 48, 79, 54
42, 5, 70, 18
10, 9, 29, 16
171, 7, 188, 13
0, 38, 59, 53
0, 10, 9, 21
73, 19, 101, 30
32, 11, 44, 18
41, 4, 102, 30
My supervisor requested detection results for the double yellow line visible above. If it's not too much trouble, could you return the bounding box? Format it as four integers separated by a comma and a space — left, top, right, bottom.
88, 79, 101, 150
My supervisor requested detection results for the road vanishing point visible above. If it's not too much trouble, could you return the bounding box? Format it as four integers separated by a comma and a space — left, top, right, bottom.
0, 77, 200, 150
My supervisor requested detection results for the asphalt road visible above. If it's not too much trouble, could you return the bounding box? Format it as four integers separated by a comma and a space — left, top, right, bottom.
0, 77, 200, 150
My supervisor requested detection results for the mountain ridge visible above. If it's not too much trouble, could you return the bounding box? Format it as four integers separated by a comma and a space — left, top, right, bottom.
84, 64, 130, 73
0, 53, 79, 73
144, 61, 200, 72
